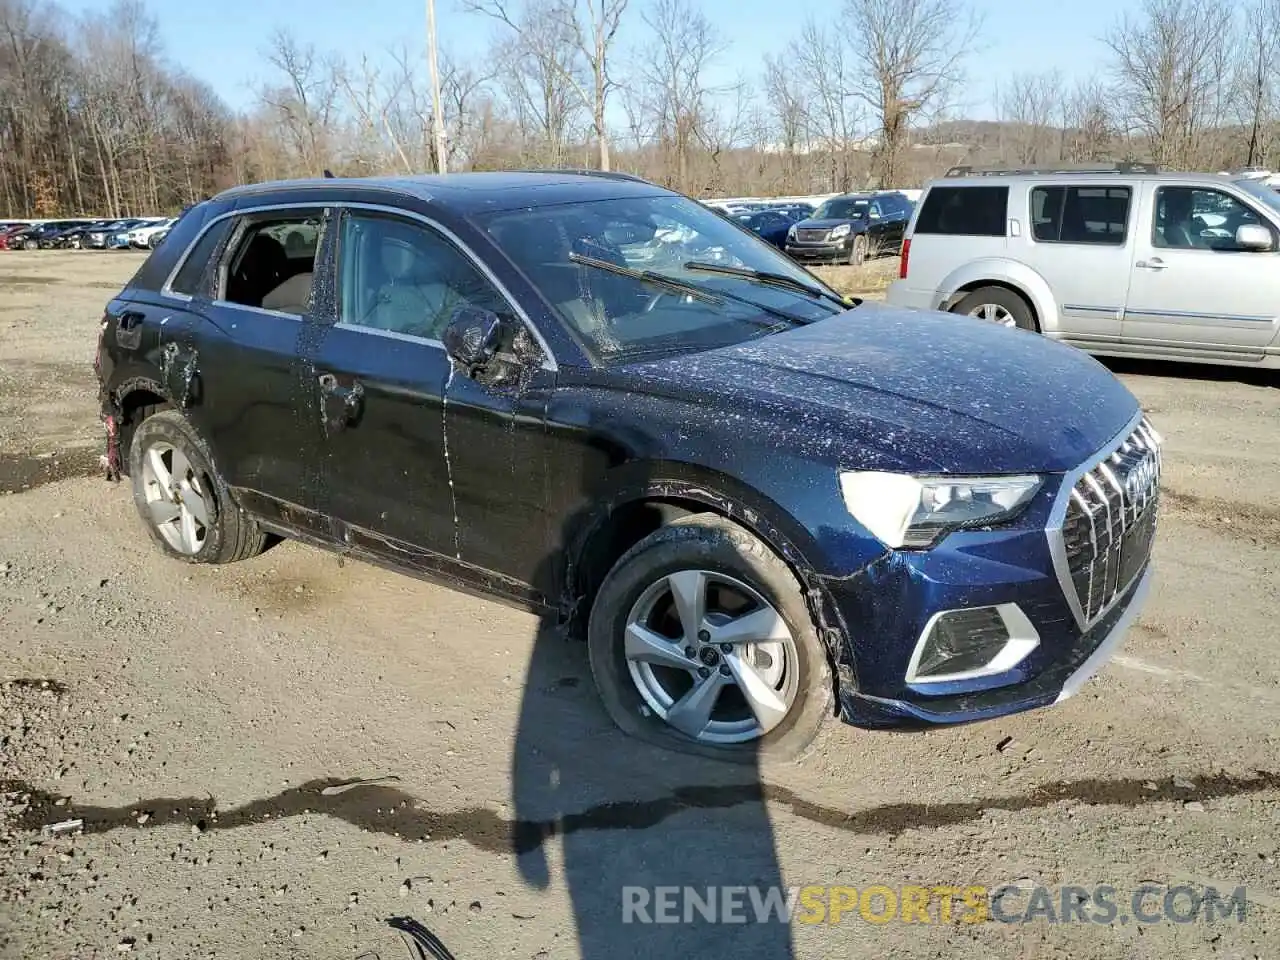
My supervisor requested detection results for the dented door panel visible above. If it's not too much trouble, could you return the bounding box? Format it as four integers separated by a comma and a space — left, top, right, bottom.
197, 302, 327, 533
444, 367, 555, 591
309, 325, 457, 556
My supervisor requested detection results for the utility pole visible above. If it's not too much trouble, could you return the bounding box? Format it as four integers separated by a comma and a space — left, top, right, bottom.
427, 0, 447, 173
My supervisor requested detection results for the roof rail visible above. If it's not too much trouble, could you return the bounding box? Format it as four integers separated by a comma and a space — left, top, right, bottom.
529, 168, 656, 185
944, 161, 1160, 178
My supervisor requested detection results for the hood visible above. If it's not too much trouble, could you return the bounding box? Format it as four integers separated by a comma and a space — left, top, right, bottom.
794, 218, 865, 231
629, 303, 1139, 474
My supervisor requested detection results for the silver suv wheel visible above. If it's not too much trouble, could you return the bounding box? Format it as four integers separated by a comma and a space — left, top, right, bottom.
623, 569, 799, 744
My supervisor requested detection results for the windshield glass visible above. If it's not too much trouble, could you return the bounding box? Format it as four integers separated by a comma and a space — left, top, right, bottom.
813, 197, 869, 220
1234, 177, 1280, 217
480, 194, 842, 364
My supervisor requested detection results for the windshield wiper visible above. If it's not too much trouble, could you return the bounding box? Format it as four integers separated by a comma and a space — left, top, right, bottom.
568, 251, 812, 329
567, 252, 722, 304
682, 261, 852, 310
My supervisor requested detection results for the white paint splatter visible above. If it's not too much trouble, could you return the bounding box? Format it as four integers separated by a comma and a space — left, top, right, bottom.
441, 364, 461, 560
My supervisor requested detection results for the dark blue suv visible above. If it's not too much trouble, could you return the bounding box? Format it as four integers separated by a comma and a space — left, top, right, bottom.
94, 171, 1160, 761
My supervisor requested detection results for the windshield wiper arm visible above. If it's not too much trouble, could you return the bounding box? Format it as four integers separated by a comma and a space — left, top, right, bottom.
682, 261, 852, 310
567, 252, 722, 304
568, 251, 811, 328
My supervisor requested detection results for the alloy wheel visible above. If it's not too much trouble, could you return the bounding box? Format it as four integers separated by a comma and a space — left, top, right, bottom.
140, 442, 212, 555
623, 569, 799, 744
968, 303, 1017, 327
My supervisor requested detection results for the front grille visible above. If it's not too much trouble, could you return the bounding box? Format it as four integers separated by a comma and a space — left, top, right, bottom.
1060, 418, 1162, 626
795, 228, 830, 243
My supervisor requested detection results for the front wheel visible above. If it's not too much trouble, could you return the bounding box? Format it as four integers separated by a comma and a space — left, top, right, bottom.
587, 513, 833, 763
128, 410, 266, 564
847, 235, 867, 266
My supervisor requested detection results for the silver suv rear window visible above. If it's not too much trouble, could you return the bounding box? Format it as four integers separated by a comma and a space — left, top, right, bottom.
915, 186, 1007, 237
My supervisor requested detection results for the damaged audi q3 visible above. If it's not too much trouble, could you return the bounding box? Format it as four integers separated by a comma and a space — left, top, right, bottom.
94, 171, 1162, 761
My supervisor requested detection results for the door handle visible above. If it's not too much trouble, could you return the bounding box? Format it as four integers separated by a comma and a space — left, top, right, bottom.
321, 374, 365, 432
318, 372, 364, 432
1136, 258, 1167, 271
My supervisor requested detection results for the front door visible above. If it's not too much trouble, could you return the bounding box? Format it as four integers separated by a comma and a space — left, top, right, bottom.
1122, 183, 1280, 355
312, 207, 554, 600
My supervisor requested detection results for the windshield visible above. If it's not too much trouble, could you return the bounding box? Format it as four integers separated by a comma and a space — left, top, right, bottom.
1234, 177, 1280, 217
812, 197, 869, 220
480, 194, 843, 364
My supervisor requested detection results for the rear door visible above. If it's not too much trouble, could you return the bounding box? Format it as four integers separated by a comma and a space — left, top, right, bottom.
1019, 182, 1133, 341
189, 206, 332, 537
1122, 182, 1280, 354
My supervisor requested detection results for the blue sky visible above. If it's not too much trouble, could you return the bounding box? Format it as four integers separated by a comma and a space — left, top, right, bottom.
60, 0, 1132, 120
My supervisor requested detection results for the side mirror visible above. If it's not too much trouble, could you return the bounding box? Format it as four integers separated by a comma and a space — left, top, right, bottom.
442, 306, 503, 374
1235, 223, 1272, 250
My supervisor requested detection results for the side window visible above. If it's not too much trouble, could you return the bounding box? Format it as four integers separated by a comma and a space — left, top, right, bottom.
337, 211, 510, 340
1153, 187, 1270, 251
169, 219, 231, 297
1030, 185, 1130, 245
221, 213, 322, 315
914, 186, 1008, 236
869, 201, 884, 219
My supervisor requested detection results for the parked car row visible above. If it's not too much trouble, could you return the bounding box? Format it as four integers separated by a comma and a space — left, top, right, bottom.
0, 216, 177, 251
705, 191, 917, 264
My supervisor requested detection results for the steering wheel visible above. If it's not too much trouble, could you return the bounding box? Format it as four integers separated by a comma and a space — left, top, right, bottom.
643, 290, 691, 313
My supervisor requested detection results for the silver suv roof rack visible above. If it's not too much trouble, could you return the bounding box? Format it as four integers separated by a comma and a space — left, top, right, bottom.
943, 162, 1160, 178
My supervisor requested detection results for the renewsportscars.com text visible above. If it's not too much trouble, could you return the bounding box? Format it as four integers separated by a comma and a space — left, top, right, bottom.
621, 884, 1249, 925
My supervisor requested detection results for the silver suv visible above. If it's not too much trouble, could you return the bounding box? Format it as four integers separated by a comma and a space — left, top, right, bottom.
886, 163, 1280, 368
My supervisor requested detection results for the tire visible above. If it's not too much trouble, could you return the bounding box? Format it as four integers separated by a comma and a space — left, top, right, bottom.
128, 409, 266, 565
587, 512, 833, 764
22, 239, 36, 251
848, 235, 867, 266
951, 286, 1038, 331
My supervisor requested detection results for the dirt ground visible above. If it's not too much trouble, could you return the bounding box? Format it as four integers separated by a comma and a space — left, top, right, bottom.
0, 250, 1277, 959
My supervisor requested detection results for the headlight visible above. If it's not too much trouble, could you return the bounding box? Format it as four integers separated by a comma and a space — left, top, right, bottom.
829, 224, 851, 240
839, 472, 1043, 548
787, 225, 797, 240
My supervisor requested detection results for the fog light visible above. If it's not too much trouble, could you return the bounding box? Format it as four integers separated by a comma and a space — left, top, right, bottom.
906, 604, 1039, 684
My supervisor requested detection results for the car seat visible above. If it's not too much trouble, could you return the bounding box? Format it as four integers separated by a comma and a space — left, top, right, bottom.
227, 233, 288, 307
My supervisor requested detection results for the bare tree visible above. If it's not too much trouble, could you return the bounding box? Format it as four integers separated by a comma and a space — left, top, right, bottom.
1105, 0, 1234, 168
1062, 78, 1115, 162
635, 0, 723, 193
999, 70, 1065, 165
786, 19, 861, 191
461, 0, 584, 165
1233, 0, 1280, 167
762, 53, 809, 189
843, 0, 981, 187
551, 0, 630, 170
259, 29, 340, 176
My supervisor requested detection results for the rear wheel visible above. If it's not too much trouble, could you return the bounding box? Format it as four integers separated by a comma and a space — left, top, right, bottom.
951, 286, 1038, 331
128, 410, 266, 564
587, 513, 833, 763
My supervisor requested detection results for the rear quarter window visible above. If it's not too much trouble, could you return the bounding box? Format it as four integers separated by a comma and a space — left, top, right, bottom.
914, 186, 1008, 236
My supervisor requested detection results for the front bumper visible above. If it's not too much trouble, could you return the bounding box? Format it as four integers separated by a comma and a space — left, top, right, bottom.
785, 238, 852, 262
833, 564, 1151, 728
810, 412, 1161, 729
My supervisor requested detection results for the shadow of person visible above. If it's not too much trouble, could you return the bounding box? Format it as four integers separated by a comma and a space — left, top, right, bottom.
512, 446, 797, 957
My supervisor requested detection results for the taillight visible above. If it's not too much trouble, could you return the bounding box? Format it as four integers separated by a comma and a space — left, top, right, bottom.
899, 237, 910, 279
